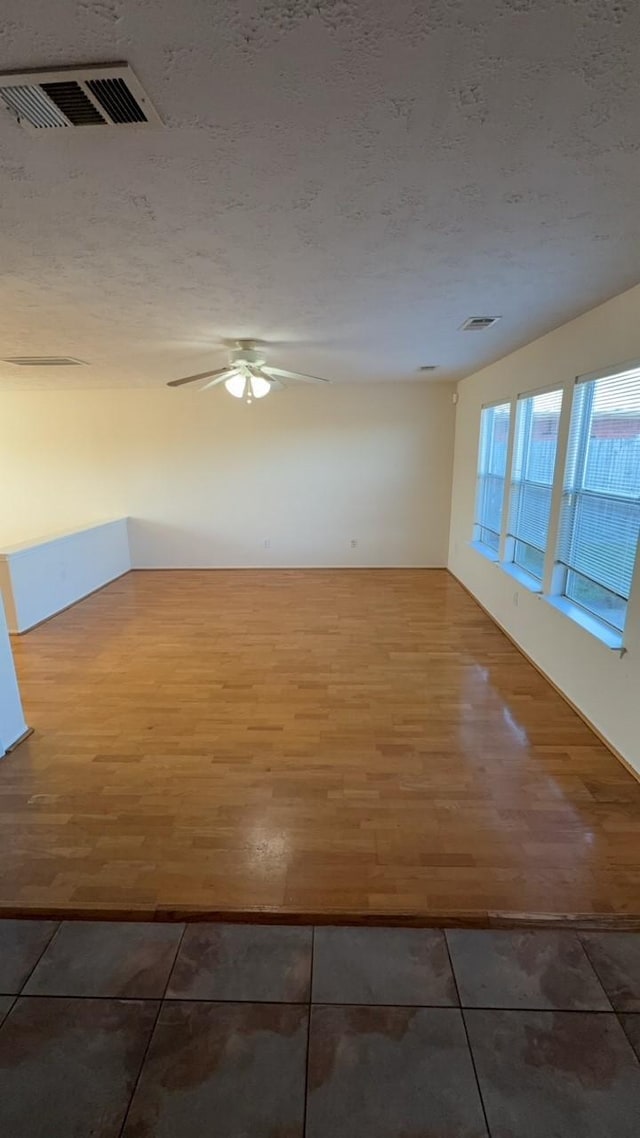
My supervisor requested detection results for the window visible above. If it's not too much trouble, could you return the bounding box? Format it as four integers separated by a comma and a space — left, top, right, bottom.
474, 402, 511, 553
506, 389, 563, 580
556, 366, 640, 632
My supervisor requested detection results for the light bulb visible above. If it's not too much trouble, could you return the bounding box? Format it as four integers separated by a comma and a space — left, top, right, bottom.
225, 374, 247, 399
249, 375, 271, 399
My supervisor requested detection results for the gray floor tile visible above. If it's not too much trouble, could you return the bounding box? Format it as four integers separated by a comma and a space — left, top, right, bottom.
0, 920, 58, 993
312, 926, 457, 1005
466, 1009, 640, 1138
580, 933, 640, 1012
0, 996, 14, 1027
166, 923, 312, 1001
0, 996, 158, 1138
447, 929, 611, 1009
620, 1015, 640, 1063
24, 920, 184, 998
306, 1004, 487, 1138
122, 1001, 307, 1137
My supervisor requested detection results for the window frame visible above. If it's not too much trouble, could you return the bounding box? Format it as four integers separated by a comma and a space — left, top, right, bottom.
503, 383, 564, 588
472, 398, 514, 561
549, 363, 640, 637
468, 360, 640, 650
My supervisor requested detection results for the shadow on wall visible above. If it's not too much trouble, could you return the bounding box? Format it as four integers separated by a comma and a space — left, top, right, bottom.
126, 518, 417, 569
127, 519, 258, 568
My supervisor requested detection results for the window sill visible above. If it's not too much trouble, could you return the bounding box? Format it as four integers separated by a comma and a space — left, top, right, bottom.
468, 540, 499, 563
545, 595, 624, 650
500, 561, 542, 593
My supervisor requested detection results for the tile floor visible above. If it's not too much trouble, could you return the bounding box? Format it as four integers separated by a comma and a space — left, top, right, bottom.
0, 920, 639, 1136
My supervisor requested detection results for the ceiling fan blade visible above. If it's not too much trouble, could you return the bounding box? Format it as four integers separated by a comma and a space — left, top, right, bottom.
167, 366, 229, 388
200, 369, 239, 391
263, 366, 330, 385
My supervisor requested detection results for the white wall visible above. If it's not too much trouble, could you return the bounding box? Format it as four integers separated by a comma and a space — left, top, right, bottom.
0, 519, 131, 633
448, 283, 640, 774
0, 382, 455, 568
0, 596, 28, 755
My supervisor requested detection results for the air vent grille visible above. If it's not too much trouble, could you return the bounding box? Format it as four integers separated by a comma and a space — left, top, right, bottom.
0, 63, 160, 131
3, 357, 86, 366
0, 84, 68, 128
42, 81, 106, 125
87, 77, 146, 123
461, 316, 501, 331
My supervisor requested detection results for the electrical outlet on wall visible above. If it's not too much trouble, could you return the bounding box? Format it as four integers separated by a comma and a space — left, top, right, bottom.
263, 539, 271, 549
350, 539, 358, 549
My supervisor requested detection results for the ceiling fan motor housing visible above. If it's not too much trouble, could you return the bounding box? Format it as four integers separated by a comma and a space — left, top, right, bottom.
231, 343, 266, 369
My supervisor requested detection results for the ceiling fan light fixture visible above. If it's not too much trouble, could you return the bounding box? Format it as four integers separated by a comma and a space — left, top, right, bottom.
249, 374, 271, 399
225, 373, 248, 399
224, 372, 272, 402
168, 340, 331, 394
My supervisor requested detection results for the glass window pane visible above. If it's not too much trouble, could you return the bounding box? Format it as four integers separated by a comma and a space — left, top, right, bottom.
479, 527, 500, 552
557, 366, 640, 631
475, 403, 511, 546
508, 389, 562, 575
565, 494, 639, 598
514, 540, 545, 580
566, 570, 627, 632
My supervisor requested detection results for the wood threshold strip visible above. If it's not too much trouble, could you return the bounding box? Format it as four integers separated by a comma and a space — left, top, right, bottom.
0, 905, 638, 930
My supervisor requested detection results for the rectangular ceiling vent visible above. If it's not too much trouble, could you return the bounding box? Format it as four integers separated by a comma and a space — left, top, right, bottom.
3, 357, 86, 366
460, 316, 501, 331
0, 63, 160, 131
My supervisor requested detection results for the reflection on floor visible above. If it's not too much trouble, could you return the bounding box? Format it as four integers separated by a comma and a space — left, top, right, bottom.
3, 570, 640, 921
0, 919, 639, 1136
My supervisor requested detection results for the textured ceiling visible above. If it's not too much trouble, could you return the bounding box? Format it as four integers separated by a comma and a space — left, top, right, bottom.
0, 0, 639, 389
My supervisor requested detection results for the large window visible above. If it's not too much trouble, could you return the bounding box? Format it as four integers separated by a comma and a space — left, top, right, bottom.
507, 388, 563, 580
475, 402, 511, 553
556, 366, 640, 631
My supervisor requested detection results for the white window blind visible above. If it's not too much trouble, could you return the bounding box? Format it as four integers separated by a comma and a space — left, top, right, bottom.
557, 366, 640, 631
507, 388, 563, 579
475, 402, 511, 552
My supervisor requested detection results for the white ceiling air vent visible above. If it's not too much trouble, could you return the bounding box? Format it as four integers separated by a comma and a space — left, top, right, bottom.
460, 316, 501, 331
3, 357, 86, 366
0, 63, 160, 132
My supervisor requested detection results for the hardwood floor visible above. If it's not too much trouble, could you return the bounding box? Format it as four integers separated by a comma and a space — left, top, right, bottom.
2, 570, 639, 925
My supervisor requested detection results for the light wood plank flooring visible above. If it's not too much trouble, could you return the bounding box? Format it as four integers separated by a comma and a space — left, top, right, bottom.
2, 570, 639, 924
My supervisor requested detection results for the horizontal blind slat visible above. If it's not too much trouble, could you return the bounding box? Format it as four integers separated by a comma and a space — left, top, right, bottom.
508, 389, 563, 578
475, 403, 510, 539
557, 368, 640, 623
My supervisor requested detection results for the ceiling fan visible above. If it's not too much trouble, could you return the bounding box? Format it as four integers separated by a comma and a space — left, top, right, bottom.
167, 340, 331, 403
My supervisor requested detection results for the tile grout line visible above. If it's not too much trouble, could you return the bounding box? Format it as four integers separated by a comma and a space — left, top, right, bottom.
614, 1009, 640, 1071
575, 931, 615, 1013
308, 1001, 624, 1013
577, 929, 640, 1072
17, 920, 62, 997
0, 994, 16, 1029
116, 923, 187, 1138
0, 990, 630, 1013
301, 926, 316, 1137
443, 930, 493, 1138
